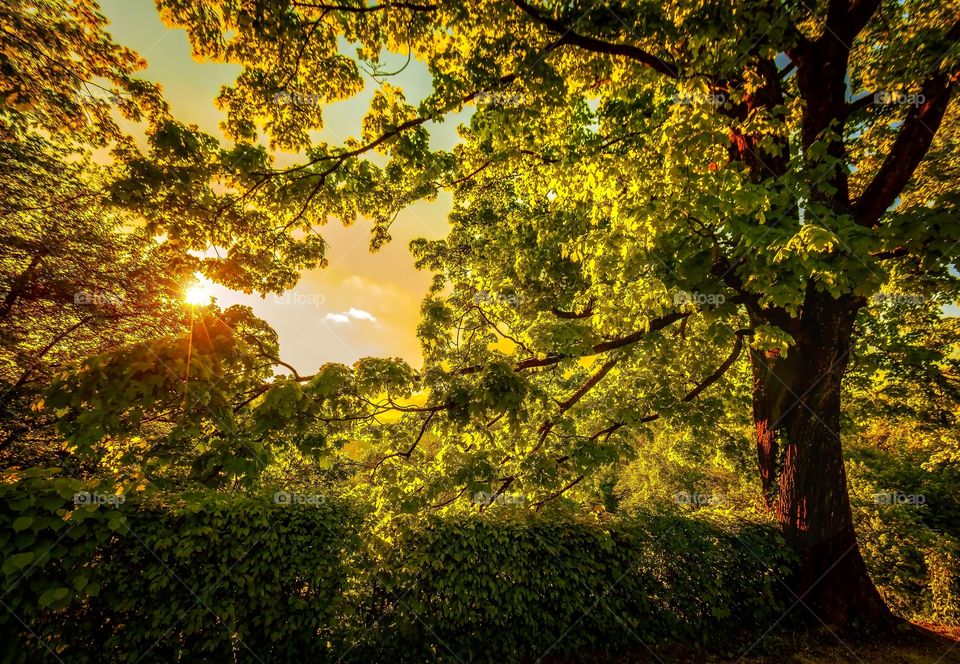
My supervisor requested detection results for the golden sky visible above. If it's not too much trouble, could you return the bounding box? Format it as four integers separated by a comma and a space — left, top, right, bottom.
100, 0, 461, 373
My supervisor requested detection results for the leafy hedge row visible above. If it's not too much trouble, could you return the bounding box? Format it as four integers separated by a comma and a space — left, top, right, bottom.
1, 470, 359, 663
1, 472, 793, 663
354, 512, 794, 662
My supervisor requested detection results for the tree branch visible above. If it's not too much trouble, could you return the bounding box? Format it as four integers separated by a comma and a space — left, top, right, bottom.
510, 0, 678, 78
551, 299, 594, 319
533, 354, 620, 450
533, 474, 584, 509
292, 1, 437, 12
370, 410, 436, 476
853, 75, 958, 227
825, 0, 881, 48
843, 92, 874, 119
870, 246, 909, 260
558, 355, 620, 413
852, 22, 960, 227
592, 328, 751, 429
458, 310, 691, 375
679, 328, 749, 403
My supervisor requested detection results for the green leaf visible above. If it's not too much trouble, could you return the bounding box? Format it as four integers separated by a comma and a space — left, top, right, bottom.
12, 517, 33, 532
38, 586, 70, 608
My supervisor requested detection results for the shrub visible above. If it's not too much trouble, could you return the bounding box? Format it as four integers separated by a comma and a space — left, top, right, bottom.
2, 471, 794, 663
847, 454, 960, 625
0, 471, 359, 663
349, 510, 794, 662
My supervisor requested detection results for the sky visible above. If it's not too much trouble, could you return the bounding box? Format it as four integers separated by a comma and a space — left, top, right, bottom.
99, 0, 460, 374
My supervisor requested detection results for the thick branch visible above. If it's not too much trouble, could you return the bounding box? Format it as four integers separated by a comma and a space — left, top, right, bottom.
595, 328, 751, 430
370, 410, 436, 476
853, 63, 959, 227
510, 0, 678, 78
557, 355, 619, 413
680, 329, 749, 403
533, 354, 620, 449
592, 311, 691, 353
825, 0, 881, 48
292, 1, 436, 11
480, 476, 515, 513
870, 246, 909, 260
459, 310, 691, 375
240, 332, 302, 380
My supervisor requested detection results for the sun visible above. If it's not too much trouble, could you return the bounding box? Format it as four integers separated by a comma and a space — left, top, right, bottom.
183, 275, 213, 306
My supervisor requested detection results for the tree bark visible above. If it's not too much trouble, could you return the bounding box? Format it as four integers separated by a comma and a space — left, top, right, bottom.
750, 288, 894, 627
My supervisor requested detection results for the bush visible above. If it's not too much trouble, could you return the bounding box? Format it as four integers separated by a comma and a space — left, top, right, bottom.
349, 510, 794, 662
0, 471, 360, 663
1, 471, 794, 663
847, 452, 960, 625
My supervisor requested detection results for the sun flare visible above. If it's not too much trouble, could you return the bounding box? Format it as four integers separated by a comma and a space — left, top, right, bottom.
183, 276, 213, 306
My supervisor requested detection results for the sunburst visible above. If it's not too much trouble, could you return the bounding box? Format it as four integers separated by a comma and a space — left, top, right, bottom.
183, 275, 213, 306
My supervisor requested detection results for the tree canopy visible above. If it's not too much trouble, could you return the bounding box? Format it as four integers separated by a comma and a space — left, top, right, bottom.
2, 0, 959, 633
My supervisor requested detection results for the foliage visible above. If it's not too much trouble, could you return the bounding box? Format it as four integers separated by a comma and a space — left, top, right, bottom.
847, 432, 960, 625
0, 472, 792, 662
0, 471, 360, 663
44, 306, 281, 487
0, 0, 165, 142
842, 288, 960, 623
612, 419, 759, 515
351, 510, 793, 662
0, 468, 115, 660
1, 0, 328, 472
137, 0, 960, 549
2, 0, 960, 646
0, 119, 195, 465
607, 412, 960, 626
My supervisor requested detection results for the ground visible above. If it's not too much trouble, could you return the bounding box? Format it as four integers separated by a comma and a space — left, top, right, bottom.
548, 624, 960, 663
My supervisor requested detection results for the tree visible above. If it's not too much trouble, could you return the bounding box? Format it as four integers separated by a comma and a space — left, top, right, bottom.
0, 0, 327, 475
69, 0, 955, 625
1, 0, 179, 459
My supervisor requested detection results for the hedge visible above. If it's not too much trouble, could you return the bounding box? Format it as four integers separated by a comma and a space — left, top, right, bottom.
350, 511, 794, 662
0, 471, 359, 663
1, 472, 793, 662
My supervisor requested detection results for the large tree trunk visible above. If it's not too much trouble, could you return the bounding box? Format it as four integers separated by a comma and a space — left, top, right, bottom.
750, 289, 894, 627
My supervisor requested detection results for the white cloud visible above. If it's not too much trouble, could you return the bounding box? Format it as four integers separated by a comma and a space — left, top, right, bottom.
347, 307, 376, 322
324, 308, 377, 324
